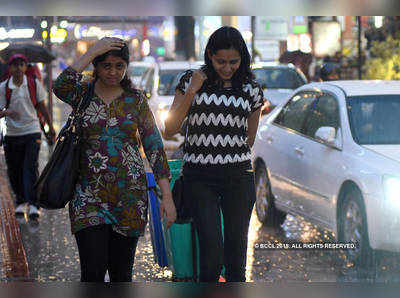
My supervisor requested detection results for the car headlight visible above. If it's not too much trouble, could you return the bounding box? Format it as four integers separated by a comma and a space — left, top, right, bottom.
159, 110, 169, 123
383, 175, 400, 207
158, 102, 168, 110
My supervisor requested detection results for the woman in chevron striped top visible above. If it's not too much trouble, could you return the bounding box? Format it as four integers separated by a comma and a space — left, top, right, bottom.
165, 26, 270, 282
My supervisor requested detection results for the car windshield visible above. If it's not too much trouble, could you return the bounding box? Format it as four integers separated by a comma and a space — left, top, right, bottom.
129, 66, 148, 77
253, 68, 305, 89
347, 95, 400, 145
158, 69, 186, 95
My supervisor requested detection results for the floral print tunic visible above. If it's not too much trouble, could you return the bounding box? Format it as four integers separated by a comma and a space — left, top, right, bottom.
53, 67, 170, 237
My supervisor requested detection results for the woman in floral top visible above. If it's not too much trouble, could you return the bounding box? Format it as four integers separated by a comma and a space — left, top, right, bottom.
53, 37, 176, 282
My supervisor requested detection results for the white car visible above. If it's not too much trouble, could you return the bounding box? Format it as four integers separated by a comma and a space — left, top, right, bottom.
128, 61, 154, 88
252, 80, 400, 266
139, 61, 202, 149
252, 62, 307, 113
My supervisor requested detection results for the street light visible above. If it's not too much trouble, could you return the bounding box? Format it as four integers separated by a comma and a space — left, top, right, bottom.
374, 16, 383, 28
40, 20, 48, 29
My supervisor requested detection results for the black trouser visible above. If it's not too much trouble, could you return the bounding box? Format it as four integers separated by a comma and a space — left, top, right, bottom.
74, 224, 139, 282
3, 133, 41, 206
183, 162, 256, 282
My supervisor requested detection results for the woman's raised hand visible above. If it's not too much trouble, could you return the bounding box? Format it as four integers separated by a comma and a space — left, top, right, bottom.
88, 37, 126, 57
187, 69, 207, 94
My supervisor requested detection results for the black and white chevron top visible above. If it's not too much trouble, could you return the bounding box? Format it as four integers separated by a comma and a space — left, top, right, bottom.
176, 70, 265, 168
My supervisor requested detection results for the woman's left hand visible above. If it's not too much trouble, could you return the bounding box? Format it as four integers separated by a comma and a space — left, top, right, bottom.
160, 195, 177, 230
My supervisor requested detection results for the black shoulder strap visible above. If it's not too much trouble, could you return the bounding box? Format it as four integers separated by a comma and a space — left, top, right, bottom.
78, 82, 94, 113
5, 78, 11, 109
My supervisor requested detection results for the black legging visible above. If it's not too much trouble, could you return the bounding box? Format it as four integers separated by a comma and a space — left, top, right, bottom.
74, 224, 139, 282
183, 163, 256, 282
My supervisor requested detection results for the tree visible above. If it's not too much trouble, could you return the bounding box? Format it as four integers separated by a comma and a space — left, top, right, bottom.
363, 36, 400, 80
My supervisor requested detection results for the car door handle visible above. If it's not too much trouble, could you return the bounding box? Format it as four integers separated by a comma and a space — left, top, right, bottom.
266, 136, 273, 144
294, 147, 304, 156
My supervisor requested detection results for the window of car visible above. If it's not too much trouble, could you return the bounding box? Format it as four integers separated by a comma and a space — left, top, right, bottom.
158, 69, 187, 95
144, 69, 154, 96
347, 95, 400, 145
273, 91, 319, 133
303, 93, 340, 139
166, 69, 196, 96
140, 68, 151, 90
129, 66, 148, 77
253, 68, 306, 90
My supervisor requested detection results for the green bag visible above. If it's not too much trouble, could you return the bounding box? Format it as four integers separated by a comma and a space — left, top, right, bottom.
164, 160, 225, 281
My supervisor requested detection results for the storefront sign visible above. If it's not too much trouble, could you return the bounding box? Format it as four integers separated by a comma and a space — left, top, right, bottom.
312, 21, 341, 57
0, 28, 35, 40
74, 24, 137, 40
256, 17, 288, 40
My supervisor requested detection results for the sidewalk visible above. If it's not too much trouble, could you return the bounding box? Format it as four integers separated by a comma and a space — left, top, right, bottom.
0, 147, 31, 281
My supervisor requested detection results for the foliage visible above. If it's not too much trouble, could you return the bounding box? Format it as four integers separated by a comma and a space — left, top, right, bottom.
363, 37, 400, 80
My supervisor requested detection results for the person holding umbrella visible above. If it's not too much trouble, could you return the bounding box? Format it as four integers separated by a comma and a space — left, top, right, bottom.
0, 53, 56, 218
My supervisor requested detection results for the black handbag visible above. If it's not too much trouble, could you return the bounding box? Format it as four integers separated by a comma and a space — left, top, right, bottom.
34, 83, 94, 209
172, 175, 192, 224
171, 118, 192, 224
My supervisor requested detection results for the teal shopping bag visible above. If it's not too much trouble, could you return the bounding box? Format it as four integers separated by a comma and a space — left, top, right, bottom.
163, 160, 225, 281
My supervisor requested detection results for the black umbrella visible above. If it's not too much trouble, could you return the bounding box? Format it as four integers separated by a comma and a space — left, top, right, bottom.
0, 43, 55, 64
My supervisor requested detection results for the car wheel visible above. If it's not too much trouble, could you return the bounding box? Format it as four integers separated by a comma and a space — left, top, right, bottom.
339, 188, 375, 268
255, 165, 286, 227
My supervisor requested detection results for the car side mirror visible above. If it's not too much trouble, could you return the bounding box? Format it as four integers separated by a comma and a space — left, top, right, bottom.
315, 127, 337, 147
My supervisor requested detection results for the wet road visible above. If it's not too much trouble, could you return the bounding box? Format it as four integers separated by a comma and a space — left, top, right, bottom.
2, 95, 400, 282
246, 212, 400, 282
9, 137, 400, 282
8, 143, 400, 282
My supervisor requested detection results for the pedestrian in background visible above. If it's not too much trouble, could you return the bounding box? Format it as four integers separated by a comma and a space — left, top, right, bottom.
0, 54, 55, 219
165, 26, 268, 282
53, 37, 176, 282
319, 62, 340, 81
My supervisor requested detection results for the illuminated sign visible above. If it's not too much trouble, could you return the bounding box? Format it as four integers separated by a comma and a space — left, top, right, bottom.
0, 42, 9, 51
0, 28, 35, 40
312, 21, 341, 57
50, 28, 67, 43
256, 17, 288, 40
142, 39, 150, 56
73, 24, 137, 40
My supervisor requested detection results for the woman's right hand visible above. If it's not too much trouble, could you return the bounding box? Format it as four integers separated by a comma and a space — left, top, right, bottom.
160, 195, 177, 230
87, 37, 126, 58
187, 69, 207, 94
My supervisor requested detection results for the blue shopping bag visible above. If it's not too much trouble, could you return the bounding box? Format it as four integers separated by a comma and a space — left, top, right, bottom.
147, 172, 168, 267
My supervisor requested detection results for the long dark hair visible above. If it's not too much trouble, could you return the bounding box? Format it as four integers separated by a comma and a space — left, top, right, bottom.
92, 44, 133, 91
202, 26, 254, 90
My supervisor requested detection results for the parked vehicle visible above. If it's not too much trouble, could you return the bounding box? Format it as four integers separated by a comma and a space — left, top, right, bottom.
139, 61, 202, 149
128, 61, 154, 88
252, 62, 307, 114
252, 80, 400, 266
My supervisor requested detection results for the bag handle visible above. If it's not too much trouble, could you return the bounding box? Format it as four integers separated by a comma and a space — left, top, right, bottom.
58, 82, 94, 139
